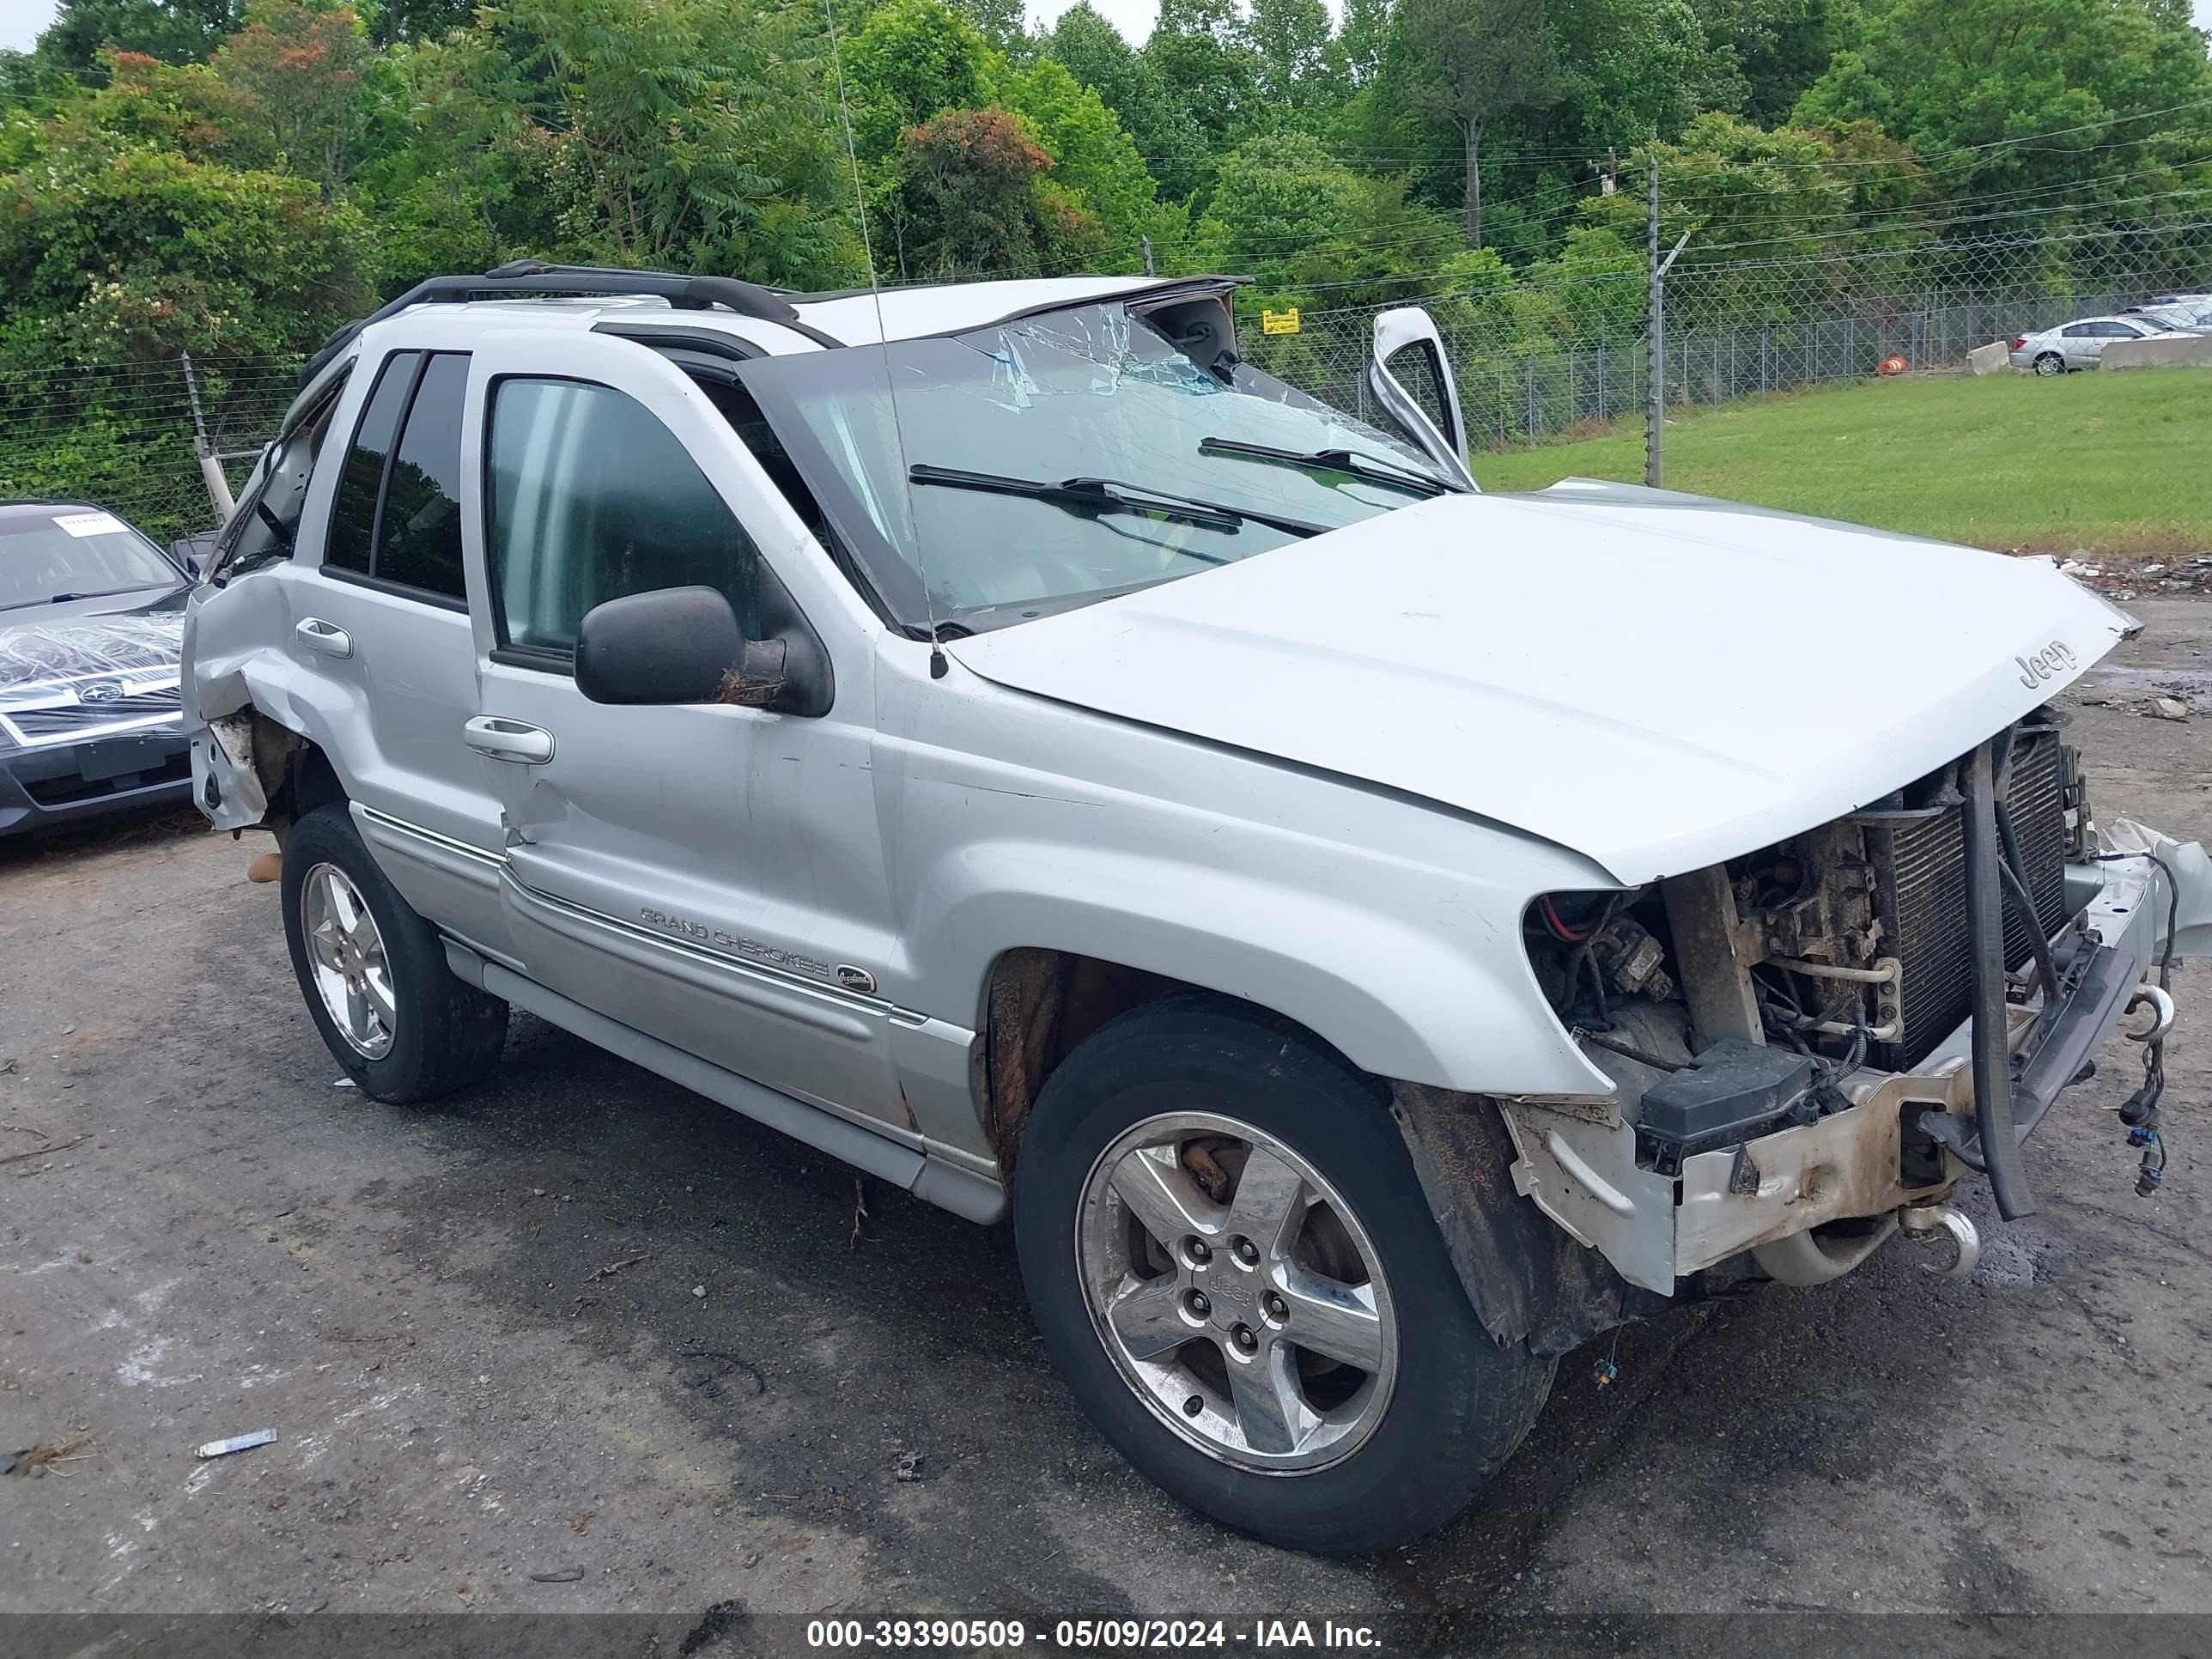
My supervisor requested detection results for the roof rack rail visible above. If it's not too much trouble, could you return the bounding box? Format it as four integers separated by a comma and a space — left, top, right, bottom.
298, 260, 842, 384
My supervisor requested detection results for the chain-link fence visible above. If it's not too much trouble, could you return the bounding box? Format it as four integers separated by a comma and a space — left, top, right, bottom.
1238, 219, 2212, 458
0, 355, 299, 549
7, 220, 2210, 533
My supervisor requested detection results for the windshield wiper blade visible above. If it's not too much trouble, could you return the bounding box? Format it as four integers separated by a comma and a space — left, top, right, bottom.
908, 464, 1325, 539
1197, 436, 1459, 497
43, 582, 173, 605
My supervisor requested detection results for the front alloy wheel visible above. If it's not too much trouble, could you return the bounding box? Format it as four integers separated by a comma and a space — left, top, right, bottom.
1078, 1112, 1397, 1473
1013, 995, 1556, 1553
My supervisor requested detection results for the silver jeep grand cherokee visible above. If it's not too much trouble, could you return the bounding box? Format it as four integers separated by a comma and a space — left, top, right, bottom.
184, 263, 2212, 1553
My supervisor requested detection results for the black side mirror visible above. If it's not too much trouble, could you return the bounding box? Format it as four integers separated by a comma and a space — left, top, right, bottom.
575, 586, 755, 706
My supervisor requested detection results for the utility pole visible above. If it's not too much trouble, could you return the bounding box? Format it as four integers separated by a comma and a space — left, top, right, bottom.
1644, 156, 1687, 489
181, 351, 236, 521
1141, 235, 1155, 277
1644, 157, 1662, 489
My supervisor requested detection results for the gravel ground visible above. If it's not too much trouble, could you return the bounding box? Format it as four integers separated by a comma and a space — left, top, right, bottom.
2, 599, 2209, 1656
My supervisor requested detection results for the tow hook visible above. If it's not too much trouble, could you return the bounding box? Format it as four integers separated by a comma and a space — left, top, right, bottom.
1898, 1202, 1980, 1279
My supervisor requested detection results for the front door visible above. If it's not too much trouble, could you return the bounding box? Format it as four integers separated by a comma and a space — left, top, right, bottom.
457, 331, 906, 1132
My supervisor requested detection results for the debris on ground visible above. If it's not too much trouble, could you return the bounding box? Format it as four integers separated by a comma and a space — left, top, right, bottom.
2051, 552, 2212, 599
6, 1432, 93, 1478
690, 1284, 706, 1298
2150, 696, 2193, 721
893, 1450, 924, 1482
528, 1566, 586, 1583
331, 1078, 356, 1090
195, 1428, 276, 1460
246, 851, 283, 883
0, 1132, 87, 1168
678, 1347, 767, 1398
850, 1177, 868, 1247
586, 1251, 649, 1282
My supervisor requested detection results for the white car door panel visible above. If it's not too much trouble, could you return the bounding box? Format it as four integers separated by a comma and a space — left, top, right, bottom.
457, 331, 907, 1133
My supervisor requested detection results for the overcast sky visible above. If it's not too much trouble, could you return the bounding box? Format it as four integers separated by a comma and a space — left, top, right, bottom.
3, 0, 2210, 63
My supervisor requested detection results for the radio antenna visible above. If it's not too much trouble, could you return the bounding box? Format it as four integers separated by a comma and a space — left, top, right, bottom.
819, 0, 945, 678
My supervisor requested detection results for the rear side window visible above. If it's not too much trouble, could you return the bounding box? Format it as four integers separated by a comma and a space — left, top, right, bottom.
485, 377, 763, 659
376, 353, 469, 598
322, 349, 470, 601
326, 351, 418, 576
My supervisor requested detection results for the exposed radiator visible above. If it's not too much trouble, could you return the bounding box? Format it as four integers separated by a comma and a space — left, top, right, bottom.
1865, 728, 2069, 1072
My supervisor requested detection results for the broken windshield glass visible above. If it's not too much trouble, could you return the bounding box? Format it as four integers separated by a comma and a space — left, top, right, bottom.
736, 300, 1454, 631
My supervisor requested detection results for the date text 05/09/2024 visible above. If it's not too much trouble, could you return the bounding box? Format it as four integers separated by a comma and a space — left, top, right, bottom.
804, 1619, 1384, 1650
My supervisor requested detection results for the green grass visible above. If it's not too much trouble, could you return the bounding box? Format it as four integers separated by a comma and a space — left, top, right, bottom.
1475, 368, 2212, 555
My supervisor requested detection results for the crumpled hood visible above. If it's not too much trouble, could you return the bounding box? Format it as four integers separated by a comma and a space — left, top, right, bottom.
945, 481, 2133, 886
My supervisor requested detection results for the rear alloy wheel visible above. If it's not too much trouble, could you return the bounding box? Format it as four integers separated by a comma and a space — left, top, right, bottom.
280, 803, 507, 1102
1014, 995, 1554, 1554
300, 862, 397, 1060
2034, 352, 2066, 376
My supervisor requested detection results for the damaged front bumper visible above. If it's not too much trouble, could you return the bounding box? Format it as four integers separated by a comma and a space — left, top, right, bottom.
1499, 818, 2212, 1296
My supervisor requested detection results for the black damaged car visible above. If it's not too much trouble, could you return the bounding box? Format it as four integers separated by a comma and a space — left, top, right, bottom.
0, 501, 205, 836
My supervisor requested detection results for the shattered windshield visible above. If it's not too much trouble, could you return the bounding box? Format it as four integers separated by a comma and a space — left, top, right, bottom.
736, 300, 1455, 631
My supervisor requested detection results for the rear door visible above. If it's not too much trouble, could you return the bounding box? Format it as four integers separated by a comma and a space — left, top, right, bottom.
294, 347, 510, 950
457, 331, 907, 1133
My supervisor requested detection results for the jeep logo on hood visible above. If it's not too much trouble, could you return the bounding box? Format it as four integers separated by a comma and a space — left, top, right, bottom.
2016, 640, 2076, 688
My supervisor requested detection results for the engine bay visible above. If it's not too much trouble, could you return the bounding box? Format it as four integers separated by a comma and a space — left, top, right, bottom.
1525, 710, 2087, 1181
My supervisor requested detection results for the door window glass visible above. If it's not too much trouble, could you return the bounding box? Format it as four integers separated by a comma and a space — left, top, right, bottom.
212, 368, 351, 582
486, 378, 763, 658
325, 351, 419, 575
376, 353, 470, 599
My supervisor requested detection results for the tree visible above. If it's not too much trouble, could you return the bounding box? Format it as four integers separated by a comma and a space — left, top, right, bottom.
485, 0, 861, 287
1243, 0, 1338, 116
0, 51, 372, 361
997, 55, 1160, 268
366, 0, 477, 45
1696, 0, 1835, 126
1400, 0, 1572, 247
26, 0, 243, 76
890, 104, 1066, 277
1044, 2, 1207, 198
1144, 0, 1259, 154
211, 2, 369, 194
843, 0, 994, 163
1791, 0, 2212, 208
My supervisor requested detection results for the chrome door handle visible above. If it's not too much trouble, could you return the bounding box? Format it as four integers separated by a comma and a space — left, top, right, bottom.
463, 715, 556, 765
295, 617, 352, 659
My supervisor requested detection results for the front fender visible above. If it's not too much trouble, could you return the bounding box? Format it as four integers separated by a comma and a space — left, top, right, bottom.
877, 673, 1620, 1098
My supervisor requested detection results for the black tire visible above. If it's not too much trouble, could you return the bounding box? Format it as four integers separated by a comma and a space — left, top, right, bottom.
1012, 995, 1555, 1554
280, 803, 507, 1102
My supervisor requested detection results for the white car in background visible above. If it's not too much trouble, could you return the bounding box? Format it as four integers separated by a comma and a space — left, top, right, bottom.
2009, 313, 2185, 374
